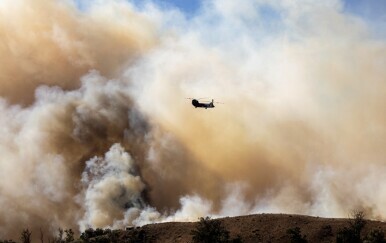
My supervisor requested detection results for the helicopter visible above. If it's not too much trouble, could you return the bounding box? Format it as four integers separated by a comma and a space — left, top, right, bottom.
186, 98, 223, 109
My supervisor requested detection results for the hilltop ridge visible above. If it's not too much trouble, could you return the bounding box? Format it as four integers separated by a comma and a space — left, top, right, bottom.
71, 213, 386, 243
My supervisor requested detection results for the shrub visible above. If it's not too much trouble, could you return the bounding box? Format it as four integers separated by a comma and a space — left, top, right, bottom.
364, 229, 386, 243
94, 228, 104, 237
64, 229, 74, 243
336, 226, 359, 243
80, 228, 114, 242
318, 225, 333, 240
80, 228, 95, 241
191, 217, 230, 243
128, 229, 147, 243
286, 227, 308, 243
336, 210, 366, 243
350, 211, 366, 235
20, 229, 32, 243
231, 235, 243, 243
89, 235, 109, 243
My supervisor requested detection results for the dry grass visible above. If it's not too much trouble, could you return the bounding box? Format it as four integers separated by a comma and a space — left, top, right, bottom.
82, 214, 386, 243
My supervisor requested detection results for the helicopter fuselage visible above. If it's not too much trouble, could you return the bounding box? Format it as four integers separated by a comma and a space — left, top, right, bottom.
192, 99, 215, 109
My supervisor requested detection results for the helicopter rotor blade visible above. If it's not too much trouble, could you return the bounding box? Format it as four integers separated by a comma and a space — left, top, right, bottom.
185, 97, 223, 104
185, 97, 212, 101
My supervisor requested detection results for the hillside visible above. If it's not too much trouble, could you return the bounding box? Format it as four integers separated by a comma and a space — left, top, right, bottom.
76, 213, 386, 243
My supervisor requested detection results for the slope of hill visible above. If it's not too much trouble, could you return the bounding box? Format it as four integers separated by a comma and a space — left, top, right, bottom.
77, 213, 386, 243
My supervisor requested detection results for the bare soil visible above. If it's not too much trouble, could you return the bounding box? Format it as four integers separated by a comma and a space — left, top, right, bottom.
104, 213, 386, 243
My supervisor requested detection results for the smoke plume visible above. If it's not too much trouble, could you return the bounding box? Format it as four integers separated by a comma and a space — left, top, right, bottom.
0, 0, 386, 239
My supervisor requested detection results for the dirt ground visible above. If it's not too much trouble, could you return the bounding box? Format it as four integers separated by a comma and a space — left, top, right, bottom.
110, 213, 386, 243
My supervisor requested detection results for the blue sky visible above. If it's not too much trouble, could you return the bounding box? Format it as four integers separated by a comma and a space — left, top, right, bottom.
75, 0, 385, 37
76, 0, 385, 23
151, 0, 200, 14
149, 0, 386, 37
151, 0, 386, 19
154, 0, 386, 26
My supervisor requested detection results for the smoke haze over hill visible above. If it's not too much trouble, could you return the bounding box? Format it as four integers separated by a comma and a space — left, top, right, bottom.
0, 0, 385, 239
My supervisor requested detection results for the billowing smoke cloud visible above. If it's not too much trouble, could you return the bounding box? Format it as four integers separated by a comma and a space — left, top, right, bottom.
0, 0, 386, 240
79, 143, 146, 229
0, 0, 155, 104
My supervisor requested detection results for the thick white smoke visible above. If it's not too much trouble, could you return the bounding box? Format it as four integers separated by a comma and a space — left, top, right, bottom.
79, 143, 146, 230
127, 0, 386, 220
0, 0, 386, 240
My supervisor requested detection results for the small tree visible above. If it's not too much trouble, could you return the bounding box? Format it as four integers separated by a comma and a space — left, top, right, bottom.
336, 210, 366, 243
57, 228, 64, 243
350, 211, 366, 236
286, 227, 308, 243
40, 228, 44, 243
318, 225, 333, 240
80, 228, 94, 241
64, 229, 74, 243
191, 217, 230, 243
364, 229, 386, 243
231, 235, 243, 243
20, 229, 32, 243
108, 230, 120, 243
129, 229, 147, 243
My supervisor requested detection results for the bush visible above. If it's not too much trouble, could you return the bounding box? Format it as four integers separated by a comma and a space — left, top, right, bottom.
364, 229, 386, 243
191, 217, 230, 243
20, 229, 32, 243
107, 230, 120, 243
318, 225, 333, 240
80, 228, 94, 241
336, 210, 366, 243
89, 235, 110, 243
64, 229, 74, 243
94, 228, 104, 237
350, 211, 366, 235
286, 227, 308, 243
48, 228, 64, 243
128, 229, 147, 243
231, 235, 243, 243
80, 228, 108, 241
336, 226, 359, 243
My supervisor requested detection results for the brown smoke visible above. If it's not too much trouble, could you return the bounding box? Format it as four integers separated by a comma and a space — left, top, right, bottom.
128, 0, 386, 218
0, 0, 155, 238
0, 0, 386, 241
0, 0, 155, 104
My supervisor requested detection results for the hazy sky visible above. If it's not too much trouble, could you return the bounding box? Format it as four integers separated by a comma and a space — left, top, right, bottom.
74, 0, 386, 36
141, 0, 386, 36
150, 0, 386, 18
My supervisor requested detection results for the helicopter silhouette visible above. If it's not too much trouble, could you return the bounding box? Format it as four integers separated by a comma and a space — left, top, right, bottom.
186, 98, 223, 109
